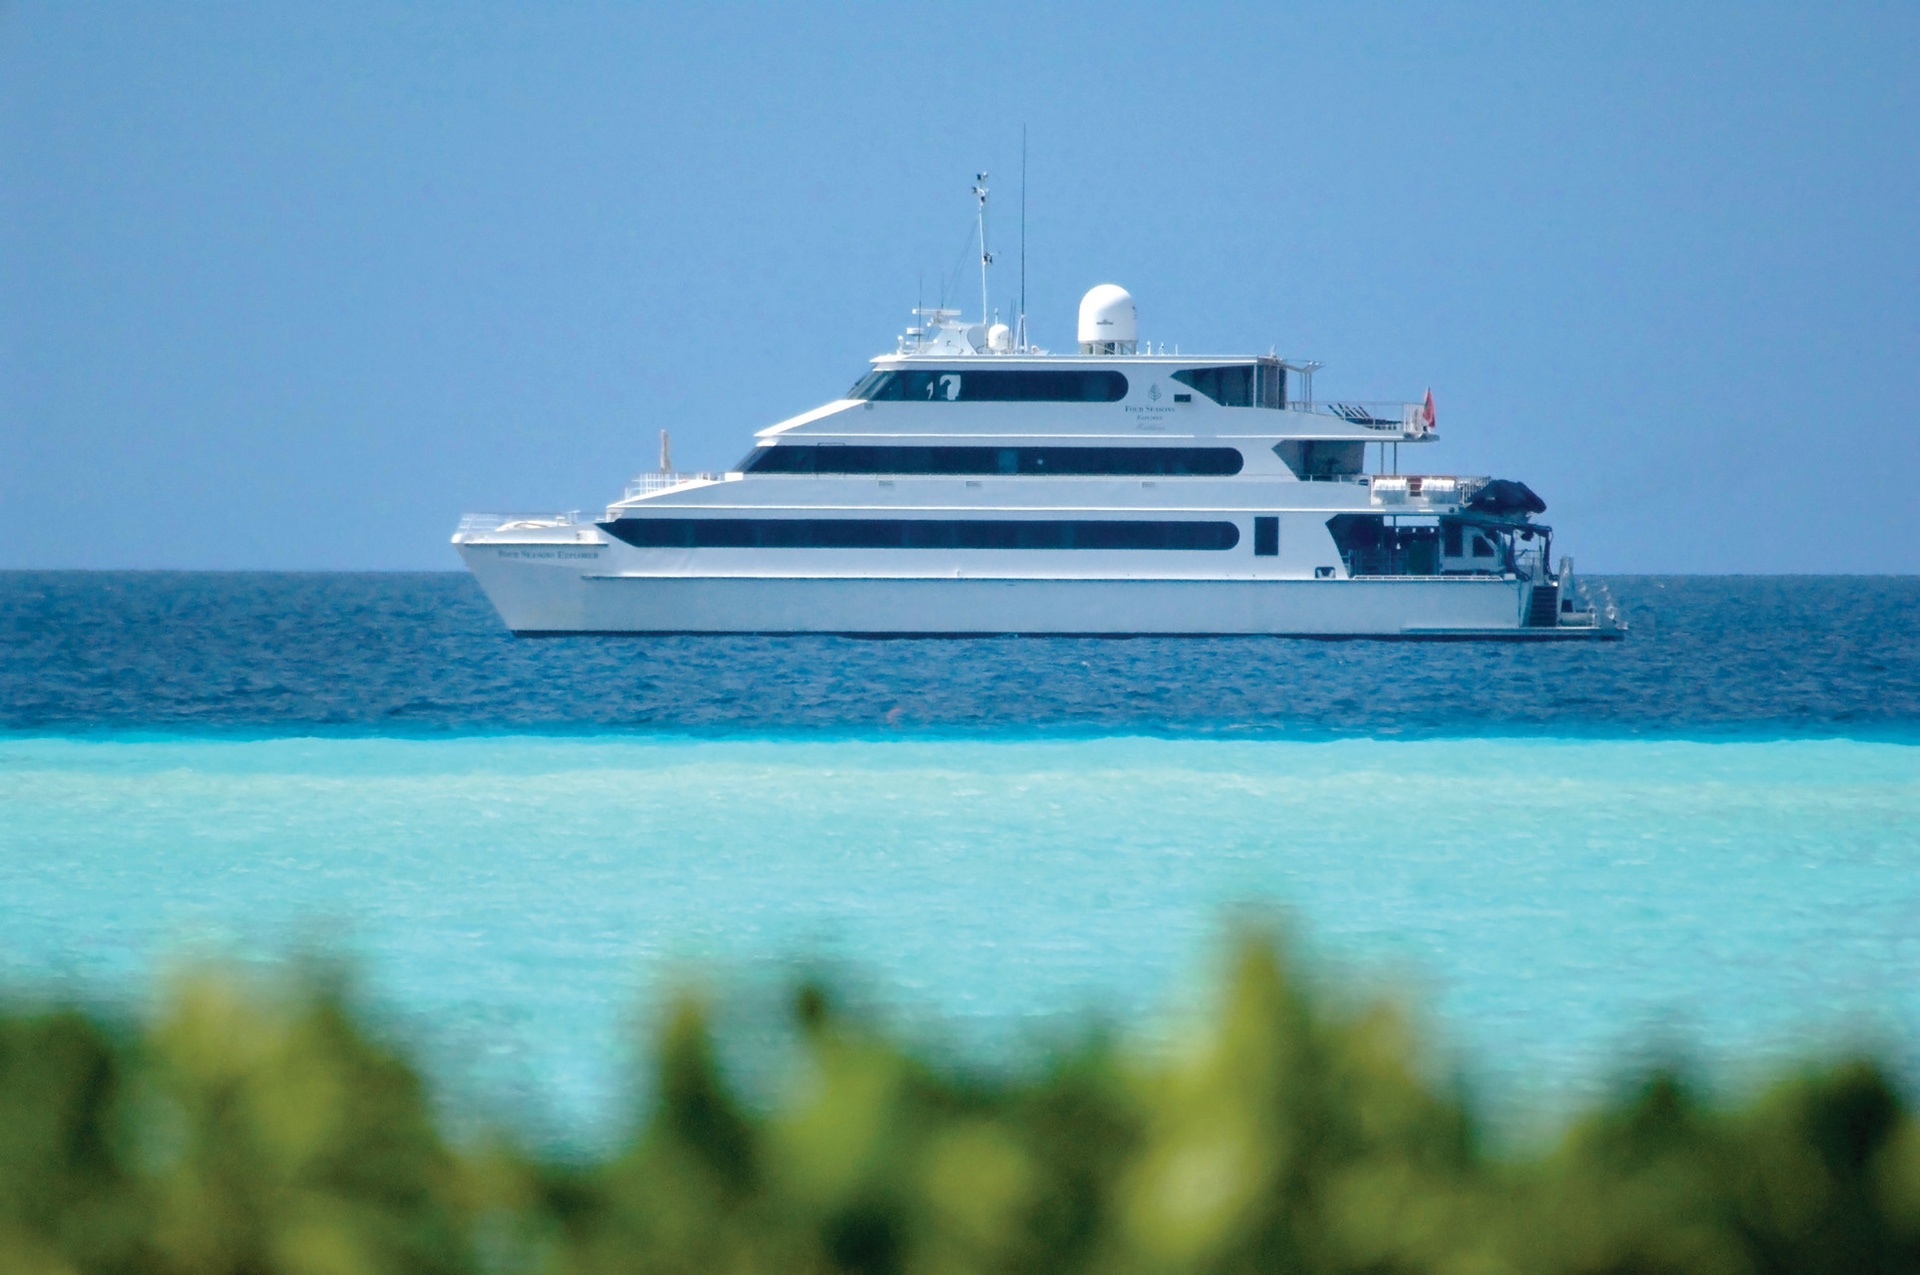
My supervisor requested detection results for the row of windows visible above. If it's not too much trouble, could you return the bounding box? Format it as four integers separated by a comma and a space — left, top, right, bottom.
601, 518, 1241, 551
848, 369, 1129, 403
600, 514, 1510, 562
845, 365, 1290, 408
742, 445, 1245, 477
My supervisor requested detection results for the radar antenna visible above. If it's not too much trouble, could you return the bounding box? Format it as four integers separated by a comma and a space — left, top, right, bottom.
972, 172, 992, 327
1017, 128, 1028, 352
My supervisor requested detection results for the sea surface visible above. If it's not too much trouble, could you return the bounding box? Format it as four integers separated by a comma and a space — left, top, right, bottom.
2, 572, 1917, 1140
5, 573, 1917, 735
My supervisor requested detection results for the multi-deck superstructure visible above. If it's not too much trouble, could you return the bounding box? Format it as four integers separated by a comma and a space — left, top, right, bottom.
455, 284, 1620, 638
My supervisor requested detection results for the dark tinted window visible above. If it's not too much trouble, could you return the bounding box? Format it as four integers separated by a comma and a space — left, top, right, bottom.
1273, 440, 1365, 479
850, 369, 1128, 403
846, 370, 892, 399
1173, 361, 1286, 409
1257, 358, 1285, 409
602, 518, 1239, 551
743, 445, 1242, 477
1253, 516, 1279, 556
1172, 365, 1253, 406
1327, 514, 1446, 576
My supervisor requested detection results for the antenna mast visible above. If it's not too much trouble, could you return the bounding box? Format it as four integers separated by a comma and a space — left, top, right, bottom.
972, 172, 991, 326
1018, 128, 1028, 352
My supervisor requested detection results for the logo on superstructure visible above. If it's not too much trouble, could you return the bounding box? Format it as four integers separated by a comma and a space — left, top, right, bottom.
1147, 383, 1161, 401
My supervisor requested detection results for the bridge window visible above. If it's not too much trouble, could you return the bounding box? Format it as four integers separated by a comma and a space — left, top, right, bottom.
1172, 359, 1285, 408
848, 369, 1128, 403
1173, 365, 1253, 407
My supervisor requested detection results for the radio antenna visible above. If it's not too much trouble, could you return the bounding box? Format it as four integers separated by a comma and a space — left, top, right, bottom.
1018, 127, 1028, 352
972, 172, 991, 326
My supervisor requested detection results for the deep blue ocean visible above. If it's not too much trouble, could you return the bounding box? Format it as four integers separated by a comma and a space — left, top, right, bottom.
5, 572, 1917, 734
2, 572, 1917, 1142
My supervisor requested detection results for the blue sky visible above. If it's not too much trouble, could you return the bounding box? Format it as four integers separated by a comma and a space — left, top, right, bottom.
3, 2, 1915, 571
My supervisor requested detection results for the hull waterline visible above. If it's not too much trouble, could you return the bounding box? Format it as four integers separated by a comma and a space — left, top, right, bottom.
460, 546, 1618, 638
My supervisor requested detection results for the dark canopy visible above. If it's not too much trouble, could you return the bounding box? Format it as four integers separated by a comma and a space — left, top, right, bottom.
1466, 478, 1547, 517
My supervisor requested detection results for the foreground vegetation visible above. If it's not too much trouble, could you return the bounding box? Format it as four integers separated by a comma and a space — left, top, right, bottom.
4, 935, 1918, 1275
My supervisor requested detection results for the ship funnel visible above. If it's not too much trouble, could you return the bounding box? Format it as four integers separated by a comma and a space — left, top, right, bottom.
1077, 284, 1137, 354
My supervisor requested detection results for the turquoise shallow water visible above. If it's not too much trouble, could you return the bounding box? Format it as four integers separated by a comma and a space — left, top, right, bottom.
4, 733, 1916, 1137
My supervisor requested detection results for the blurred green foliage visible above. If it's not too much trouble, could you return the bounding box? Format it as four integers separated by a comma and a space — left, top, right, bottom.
3, 933, 1917, 1274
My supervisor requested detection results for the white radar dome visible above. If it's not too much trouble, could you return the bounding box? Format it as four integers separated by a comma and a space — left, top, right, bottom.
1077, 284, 1137, 354
987, 322, 1012, 352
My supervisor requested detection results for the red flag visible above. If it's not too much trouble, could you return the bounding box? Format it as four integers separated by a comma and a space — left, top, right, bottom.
1422, 388, 1436, 430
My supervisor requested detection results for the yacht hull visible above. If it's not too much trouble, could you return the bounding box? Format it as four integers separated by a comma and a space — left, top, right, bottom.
459, 546, 1607, 638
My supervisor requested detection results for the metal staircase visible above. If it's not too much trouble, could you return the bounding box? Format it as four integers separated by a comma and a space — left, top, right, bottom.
1526, 582, 1562, 627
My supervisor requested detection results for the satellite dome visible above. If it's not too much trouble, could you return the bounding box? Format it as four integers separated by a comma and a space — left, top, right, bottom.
1077, 284, 1137, 354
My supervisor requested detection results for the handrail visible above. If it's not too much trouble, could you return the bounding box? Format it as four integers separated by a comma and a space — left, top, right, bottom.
1290, 401, 1435, 437
451, 512, 597, 546
624, 471, 719, 499
1574, 576, 1626, 631
1369, 474, 1489, 506
456, 511, 586, 535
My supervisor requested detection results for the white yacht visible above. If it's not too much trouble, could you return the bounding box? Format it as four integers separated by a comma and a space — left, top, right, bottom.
455, 285, 1620, 638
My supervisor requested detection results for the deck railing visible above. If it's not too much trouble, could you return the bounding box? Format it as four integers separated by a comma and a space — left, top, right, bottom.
454, 511, 587, 539
1573, 575, 1626, 631
624, 471, 720, 499
1368, 475, 1489, 506
1292, 401, 1436, 437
